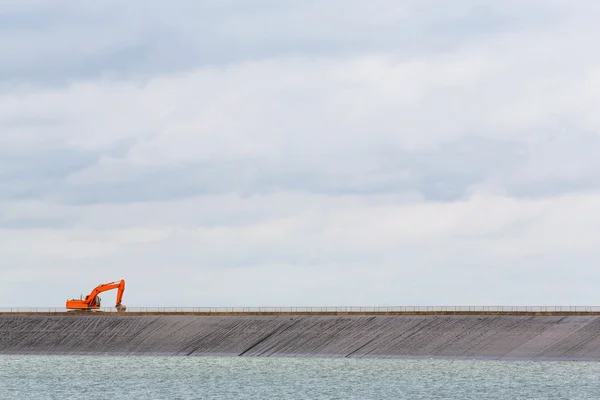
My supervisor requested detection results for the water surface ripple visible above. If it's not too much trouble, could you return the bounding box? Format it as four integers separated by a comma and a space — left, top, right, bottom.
1, 355, 599, 399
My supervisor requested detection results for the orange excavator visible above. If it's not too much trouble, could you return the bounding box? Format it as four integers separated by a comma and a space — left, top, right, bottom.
66, 279, 127, 312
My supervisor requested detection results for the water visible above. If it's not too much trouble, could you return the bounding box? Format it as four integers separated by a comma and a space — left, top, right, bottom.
1, 355, 600, 399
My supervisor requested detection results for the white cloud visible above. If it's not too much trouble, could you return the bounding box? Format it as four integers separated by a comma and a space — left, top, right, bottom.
2, 190, 600, 307
1, 1, 600, 308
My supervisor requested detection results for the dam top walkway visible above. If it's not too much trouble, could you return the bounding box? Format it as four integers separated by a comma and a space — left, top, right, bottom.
2, 305, 600, 316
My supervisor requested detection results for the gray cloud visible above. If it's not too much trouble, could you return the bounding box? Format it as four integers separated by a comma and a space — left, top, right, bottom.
0, 0, 564, 86
44, 136, 525, 205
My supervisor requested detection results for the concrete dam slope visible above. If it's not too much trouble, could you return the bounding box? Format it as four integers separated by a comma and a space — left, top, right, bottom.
2, 314, 600, 360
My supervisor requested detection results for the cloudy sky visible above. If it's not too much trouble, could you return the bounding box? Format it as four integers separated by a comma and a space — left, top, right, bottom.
1, 1, 600, 308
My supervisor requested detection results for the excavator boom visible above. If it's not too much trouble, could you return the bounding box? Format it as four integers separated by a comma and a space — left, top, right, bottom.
66, 279, 126, 312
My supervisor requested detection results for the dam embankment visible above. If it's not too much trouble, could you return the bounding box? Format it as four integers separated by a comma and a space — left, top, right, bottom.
2, 313, 600, 360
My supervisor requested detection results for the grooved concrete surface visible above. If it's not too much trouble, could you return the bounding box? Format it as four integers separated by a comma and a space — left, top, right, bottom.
2, 315, 600, 360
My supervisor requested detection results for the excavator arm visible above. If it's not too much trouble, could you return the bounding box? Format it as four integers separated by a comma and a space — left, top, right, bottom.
114, 280, 125, 309
66, 279, 126, 312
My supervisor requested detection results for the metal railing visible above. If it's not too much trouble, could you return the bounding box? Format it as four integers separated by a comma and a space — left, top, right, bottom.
2, 306, 600, 313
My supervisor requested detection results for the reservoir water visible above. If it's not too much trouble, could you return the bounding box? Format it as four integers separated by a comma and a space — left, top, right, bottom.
1, 355, 599, 399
